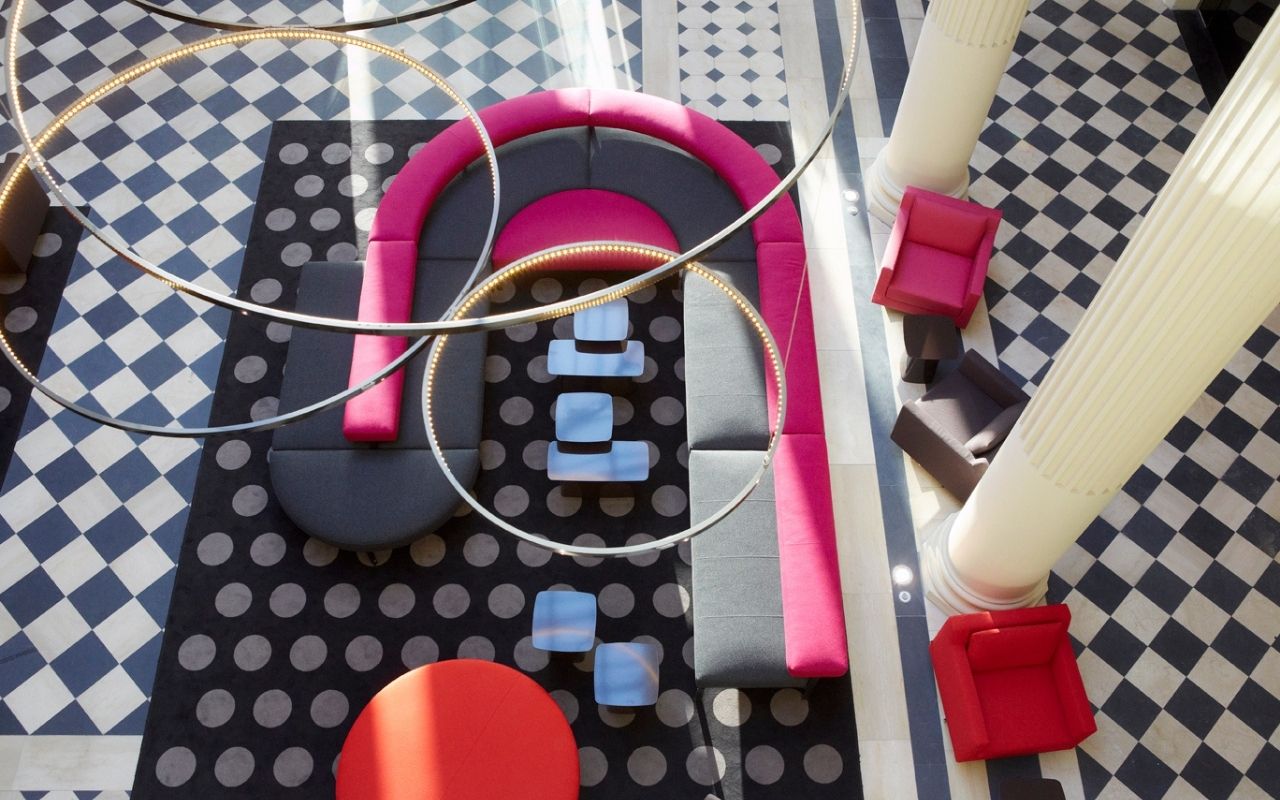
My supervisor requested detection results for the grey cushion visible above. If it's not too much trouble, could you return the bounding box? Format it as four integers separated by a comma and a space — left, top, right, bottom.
916, 364, 1005, 443
589, 128, 757, 261
682, 263, 769, 450
268, 449, 478, 550
689, 450, 798, 688
419, 127, 591, 259
273, 259, 487, 451
964, 400, 1026, 455
269, 259, 487, 550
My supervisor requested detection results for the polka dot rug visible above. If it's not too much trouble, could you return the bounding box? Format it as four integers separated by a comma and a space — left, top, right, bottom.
132, 119, 861, 799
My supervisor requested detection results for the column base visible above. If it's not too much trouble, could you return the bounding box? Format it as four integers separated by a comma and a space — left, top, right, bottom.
920, 513, 1048, 616
865, 153, 970, 224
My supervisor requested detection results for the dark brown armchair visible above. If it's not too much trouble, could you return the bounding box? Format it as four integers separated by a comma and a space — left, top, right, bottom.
891, 351, 1028, 500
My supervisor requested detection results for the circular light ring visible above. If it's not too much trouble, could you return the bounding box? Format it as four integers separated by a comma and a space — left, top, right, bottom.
5, 0, 860, 339
422, 242, 786, 558
0, 20, 505, 437
124, 0, 477, 34
3, 18, 503, 336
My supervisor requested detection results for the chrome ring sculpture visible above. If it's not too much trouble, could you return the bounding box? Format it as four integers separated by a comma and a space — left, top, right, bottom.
123, 0, 478, 33
3, 15, 504, 336
0, 0, 859, 443
423, 243, 785, 558
5, 0, 857, 338
0, 22, 501, 436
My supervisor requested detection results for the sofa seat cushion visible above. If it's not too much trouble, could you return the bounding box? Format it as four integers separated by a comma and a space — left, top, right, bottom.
269, 448, 479, 551
885, 242, 971, 312
916, 367, 1005, 443
419, 128, 592, 260
689, 449, 798, 688
973, 666, 1077, 756
278, 260, 487, 452
683, 262, 769, 450
967, 621, 1066, 672
492, 189, 679, 268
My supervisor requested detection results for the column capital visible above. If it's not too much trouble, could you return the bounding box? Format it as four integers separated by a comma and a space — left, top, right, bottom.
929, 0, 1029, 48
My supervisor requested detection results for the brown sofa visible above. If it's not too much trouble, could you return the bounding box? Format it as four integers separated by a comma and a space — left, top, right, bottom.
891, 350, 1028, 500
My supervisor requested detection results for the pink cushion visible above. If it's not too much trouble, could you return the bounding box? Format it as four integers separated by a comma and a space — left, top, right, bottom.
343, 240, 419, 442
884, 242, 971, 312
904, 191, 994, 256
774, 433, 848, 678
756, 243, 823, 435
972, 666, 1077, 756
492, 189, 680, 268
967, 622, 1066, 672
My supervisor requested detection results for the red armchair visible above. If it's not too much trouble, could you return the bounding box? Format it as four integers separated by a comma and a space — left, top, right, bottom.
872, 186, 1002, 328
929, 604, 1096, 762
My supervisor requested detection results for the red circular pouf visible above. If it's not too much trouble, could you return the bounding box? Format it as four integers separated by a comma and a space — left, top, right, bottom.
335, 660, 579, 800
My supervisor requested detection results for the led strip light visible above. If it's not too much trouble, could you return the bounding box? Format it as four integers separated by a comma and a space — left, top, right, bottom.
422, 243, 785, 558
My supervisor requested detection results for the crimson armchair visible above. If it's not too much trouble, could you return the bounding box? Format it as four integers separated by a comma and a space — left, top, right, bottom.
929, 604, 1096, 762
872, 186, 1002, 328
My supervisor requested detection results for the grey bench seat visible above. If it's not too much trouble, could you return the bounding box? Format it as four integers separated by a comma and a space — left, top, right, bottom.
688, 449, 799, 688
268, 259, 487, 549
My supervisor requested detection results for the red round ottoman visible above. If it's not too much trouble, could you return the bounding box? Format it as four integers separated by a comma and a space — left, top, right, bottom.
335, 660, 579, 800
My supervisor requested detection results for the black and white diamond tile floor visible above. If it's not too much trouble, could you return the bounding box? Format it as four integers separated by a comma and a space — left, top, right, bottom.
678, 0, 788, 120
857, 1, 1280, 798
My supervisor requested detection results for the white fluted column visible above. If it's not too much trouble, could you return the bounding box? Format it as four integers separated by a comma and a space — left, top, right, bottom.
922, 14, 1280, 614
865, 0, 1029, 221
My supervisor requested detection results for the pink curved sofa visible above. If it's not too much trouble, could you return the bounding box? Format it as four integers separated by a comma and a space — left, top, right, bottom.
347, 89, 847, 684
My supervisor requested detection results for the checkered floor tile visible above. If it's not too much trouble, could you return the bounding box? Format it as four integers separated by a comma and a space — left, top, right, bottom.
859, 1, 1280, 798
679, 0, 788, 120
0, 0, 649, 738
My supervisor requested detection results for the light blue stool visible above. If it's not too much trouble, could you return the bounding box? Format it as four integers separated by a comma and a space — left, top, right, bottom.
594, 642, 660, 706
573, 299, 629, 341
546, 441, 650, 482
555, 392, 613, 443
547, 340, 645, 377
531, 590, 597, 653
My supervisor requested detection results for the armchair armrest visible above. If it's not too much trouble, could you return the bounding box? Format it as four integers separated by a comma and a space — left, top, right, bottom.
929, 636, 991, 759
881, 192, 914, 271
1051, 642, 1098, 742
957, 351, 1028, 409
965, 215, 1000, 296
872, 193, 914, 305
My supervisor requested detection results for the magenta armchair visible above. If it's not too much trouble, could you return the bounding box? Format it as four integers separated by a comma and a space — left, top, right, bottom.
872, 186, 1002, 328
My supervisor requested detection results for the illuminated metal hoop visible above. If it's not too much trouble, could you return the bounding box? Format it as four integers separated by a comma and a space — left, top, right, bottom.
124, 0, 477, 33
0, 20, 500, 436
0, 0, 859, 438
422, 242, 785, 558
3, 14, 504, 337
4, 0, 859, 338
